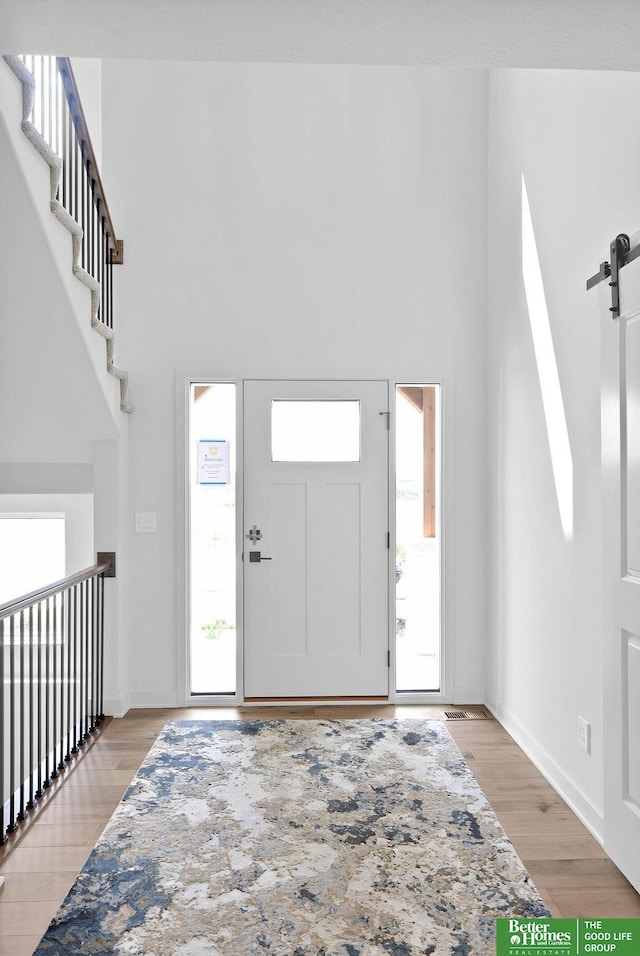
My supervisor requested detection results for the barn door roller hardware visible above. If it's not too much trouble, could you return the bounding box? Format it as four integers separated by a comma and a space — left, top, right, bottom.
586, 233, 640, 317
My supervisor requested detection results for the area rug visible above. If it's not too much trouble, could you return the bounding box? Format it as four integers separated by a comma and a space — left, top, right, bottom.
35, 719, 549, 955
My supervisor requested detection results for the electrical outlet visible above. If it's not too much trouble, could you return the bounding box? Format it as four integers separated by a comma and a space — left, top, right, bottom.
578, 717, 591, 754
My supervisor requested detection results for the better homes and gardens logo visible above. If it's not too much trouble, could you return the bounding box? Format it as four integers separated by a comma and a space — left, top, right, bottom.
496, 919, 639, 956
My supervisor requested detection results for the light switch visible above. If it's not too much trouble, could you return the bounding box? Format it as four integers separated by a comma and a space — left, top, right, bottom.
135, 512, 157, 533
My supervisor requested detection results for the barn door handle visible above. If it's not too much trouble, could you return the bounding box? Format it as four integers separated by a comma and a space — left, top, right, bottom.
249, 551, 272, 562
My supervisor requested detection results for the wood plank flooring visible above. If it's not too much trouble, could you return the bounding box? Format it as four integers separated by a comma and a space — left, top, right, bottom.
1, 705, 639, 954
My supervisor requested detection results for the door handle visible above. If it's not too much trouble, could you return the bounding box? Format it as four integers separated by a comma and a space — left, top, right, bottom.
249, 551, 272, 562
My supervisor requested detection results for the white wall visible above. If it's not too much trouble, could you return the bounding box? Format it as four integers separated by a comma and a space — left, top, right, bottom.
71, 58, 102, 167
485, 68, 640, 839
93, 436, 131, 717
101, 61, 489, 707
0, 463, 93, 494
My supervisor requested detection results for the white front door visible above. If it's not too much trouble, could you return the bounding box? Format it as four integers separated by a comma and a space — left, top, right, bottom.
243, 380, 389, 698
601, 248, 640, 892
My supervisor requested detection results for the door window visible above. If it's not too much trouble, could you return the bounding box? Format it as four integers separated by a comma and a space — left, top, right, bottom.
271, 400, 360, 462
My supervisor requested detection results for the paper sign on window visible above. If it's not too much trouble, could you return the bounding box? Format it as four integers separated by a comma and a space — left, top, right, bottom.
198, 440, 230, 485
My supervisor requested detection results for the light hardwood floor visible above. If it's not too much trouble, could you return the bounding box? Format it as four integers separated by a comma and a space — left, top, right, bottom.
1, 705, 639, 954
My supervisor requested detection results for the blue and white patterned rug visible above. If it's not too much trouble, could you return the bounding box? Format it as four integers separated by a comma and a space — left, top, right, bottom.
35, 719, 549, 955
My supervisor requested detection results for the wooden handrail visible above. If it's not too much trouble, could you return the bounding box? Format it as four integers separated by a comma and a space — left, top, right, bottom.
56, 57, 124, 265
0, 556, 113, 621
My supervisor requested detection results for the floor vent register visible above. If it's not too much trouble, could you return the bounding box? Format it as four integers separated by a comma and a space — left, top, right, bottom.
443, 709, 492, 720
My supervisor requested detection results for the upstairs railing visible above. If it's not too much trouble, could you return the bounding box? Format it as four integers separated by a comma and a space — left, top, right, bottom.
19, 55, 123, 330
0, 555, 114, 842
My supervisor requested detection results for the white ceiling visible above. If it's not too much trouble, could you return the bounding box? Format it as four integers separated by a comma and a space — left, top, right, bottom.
0, 0, 637, 71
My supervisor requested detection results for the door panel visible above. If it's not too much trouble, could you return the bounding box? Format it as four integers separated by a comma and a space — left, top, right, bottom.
324, 482, 361, 656
624, 317, 640, 577
271, 482, 307, 657
243, 380, 389, 698
601, 255, 640, 892
625, 631, 640, 813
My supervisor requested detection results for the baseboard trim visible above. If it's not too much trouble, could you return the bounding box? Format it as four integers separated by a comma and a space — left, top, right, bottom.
104, 696, 130, 719
244, 696, 388, 704
486, 694, 604, 844
126, 691, 179, 711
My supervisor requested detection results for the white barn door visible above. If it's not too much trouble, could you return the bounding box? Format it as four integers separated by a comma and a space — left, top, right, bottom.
243, 380, 389, 699
601, 247, 640, 893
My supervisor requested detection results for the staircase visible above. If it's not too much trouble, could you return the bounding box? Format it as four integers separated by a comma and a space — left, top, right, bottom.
1, 55, 132, 414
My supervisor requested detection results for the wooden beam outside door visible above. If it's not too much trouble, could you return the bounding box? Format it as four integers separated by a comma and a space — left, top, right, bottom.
396, 385, 437, 538
193, 385, 213, 403
422, 387, 436, 538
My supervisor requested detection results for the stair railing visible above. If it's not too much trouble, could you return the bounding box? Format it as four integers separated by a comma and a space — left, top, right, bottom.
3, 53, 132, 410
18, 55, 123, 330
0, 555, 113, 842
